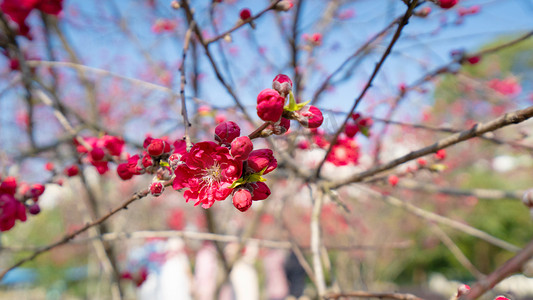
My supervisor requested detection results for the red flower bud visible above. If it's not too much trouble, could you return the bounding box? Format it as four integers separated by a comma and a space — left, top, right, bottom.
89, 147, 105, 161
417, 158, 427, 167
272, 74, 293, 97
297, 105, 324, 129
434, 149, 446, 160
143, 136, 154, 149
388, 175, 399, 187
215, 121, 241, 145
29, 204, 41, 215
127, 155, 143, 175
344, 123, 359, 138
233, 188, 252, 212
0, 176, 17, 195
256, 89, 285, 122
247, 149, 277, 175
439, 0, 458, 9
147, 139, 167, 156
29, 184, 45, 198
150, 181, 165, 197
64, 165, 79, 177
467, 56, 481, 65
230, 136, 253, 161
142, 154, 153, 168
117, 163, 133, 180
251, 182, 270, 200
239, 8, 251, 20
101, 135, 125, 156
168, 153, 183, 169
45, 162, 55, 171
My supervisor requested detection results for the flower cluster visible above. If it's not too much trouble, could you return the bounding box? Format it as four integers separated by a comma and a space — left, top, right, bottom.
173, 121, 277, 212
0, 176, 45, 231
75, 135, 126, 175
488, 77, 522, 97
1, 0, 63, 37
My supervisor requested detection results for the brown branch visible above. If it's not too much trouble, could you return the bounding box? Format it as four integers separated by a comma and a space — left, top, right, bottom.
205, 1, 281, 45
328, 105, 533, 189
179, 21, 195, 150
0, 181, 172, 281
462, 238, 533, 299
314, 0, 419, 178
325, 290, 423, 300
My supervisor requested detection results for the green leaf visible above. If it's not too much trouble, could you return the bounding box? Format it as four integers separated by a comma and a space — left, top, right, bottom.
160, 161, 170, 167
230, 178, 246, 189
360, 126, 370, 137
283, 91, 310, 112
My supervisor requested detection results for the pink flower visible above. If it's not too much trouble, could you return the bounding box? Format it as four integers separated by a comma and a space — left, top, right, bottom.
173, 142, 242, 209
488, 77, 522, 96
247, 149, 277, 175
89, 147, 105, 161
232, 187, 252, 212
150, 182, 165, 197
257, 89, 285, 122
239, 8, 251, 20
327, 137, 360, 166
101, 135, 124, 156
439, 0, 458, 9
230, 136, 253, 161
215, 121, 241, 145
250, 182, 270, 200
0, 194, 27, 232
272, 74, 293, 97
297, 105, 323, 128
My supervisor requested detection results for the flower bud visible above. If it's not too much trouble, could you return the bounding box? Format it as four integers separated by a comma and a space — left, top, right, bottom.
274, 0, 293, 12
467, 56, 481, 65
29, 203, 41, 215
89, 147, 105, 161
434, 149, 446, 161
251, 182, 270, 200
239, 8, 251, 20
256, 89, 285, 122
230, 136, 253, 161
388, 175, 399, 187
168, 153, 183, 169
522, 189, 533, 208
272, 74, 293, 97
117, 163, 133, 180
45, 162, 55, 171
417, 158, 427, 167
147, 139, 170, 156
439, 0, 458, 9
414, 6, 431, 17
247, 149, 277, 175
150, 181, 165, 197
64, 165, 79, 177
233, 187, 252, 212
0, 176, 17, 195
141, 154, 153, 169
456, 284, 470, 297
297, 105, 324, 129
215, 121, 241, 145
143, 136, 154, 149
29, 184, 45, 198
344, 123, 359, 138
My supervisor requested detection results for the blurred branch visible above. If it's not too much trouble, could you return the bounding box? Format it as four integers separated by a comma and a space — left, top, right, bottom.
430, 224, 485, 279
179, 20, 195, 149
462, 238, 533, 299
314, 0, 419, 178
310, 185, 327, 296
0, 180, 172, 281
358, 186, 521, 252
325, 290, 422, 300
328, 105, 533, 189
205, 0, 281, 45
